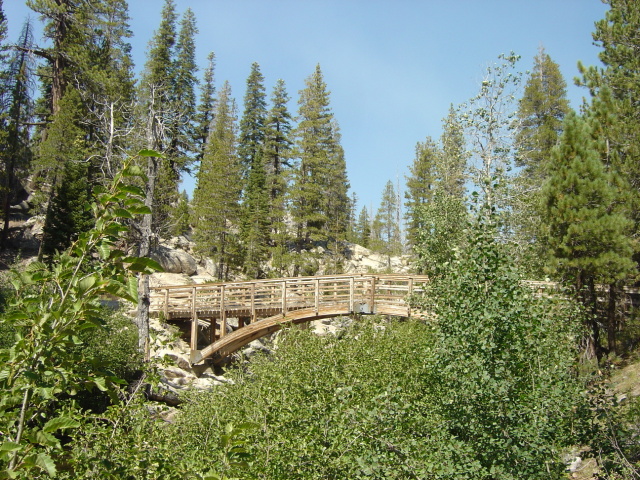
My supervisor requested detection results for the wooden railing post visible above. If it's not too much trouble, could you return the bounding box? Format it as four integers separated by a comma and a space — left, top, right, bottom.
281, 280, 287, 316
250, 282, 256, 323
408, 277, 414, 317
163, 288, 169, 318
220, 284, 227, 339
190, 286, 198, 354
370, 276, 376, 311
314, 278, 320, 315
349, 276, 355, 312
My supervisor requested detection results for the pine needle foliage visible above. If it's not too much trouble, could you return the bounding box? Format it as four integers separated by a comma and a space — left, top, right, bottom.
192, 82, 242, 280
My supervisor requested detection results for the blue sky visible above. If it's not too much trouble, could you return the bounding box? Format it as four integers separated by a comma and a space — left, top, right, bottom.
5, 0, 609, 215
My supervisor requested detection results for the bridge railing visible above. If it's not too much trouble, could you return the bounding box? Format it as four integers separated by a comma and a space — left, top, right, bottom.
150, 274, 430, 321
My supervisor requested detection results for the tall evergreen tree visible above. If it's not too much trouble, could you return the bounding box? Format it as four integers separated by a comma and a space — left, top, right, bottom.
291, 64, 350, 254
542, 111, 634, 357
27, 0, 135, 185
192, 82, 242, 280
405, 137, 439, 248
171, 7, 198, 166
238, 62, 267, 180
373, 180, 402, 267
438, 105, 467, 198
410, 109, 468, 276
40, 161, 93, 260
138, 0, 182, 237
263, 79, 293, 276
0, 0, 7, 65
195, 51, 216, 160
0, 19, 35, 248
578, 0, 640, 245
354, 206, 371, 248
513, 48, 571, 274
515, 47, 570, 178
238, 63, 269, 277
39, 89, 93, 258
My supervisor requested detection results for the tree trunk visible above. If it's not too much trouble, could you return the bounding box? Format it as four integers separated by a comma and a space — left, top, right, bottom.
607, 283, 618, 355
135, 87, 162, 358
135, 153, 157, 359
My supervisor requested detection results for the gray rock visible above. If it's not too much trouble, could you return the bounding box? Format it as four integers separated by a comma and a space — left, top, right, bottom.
567, 456, 582, 473
200, 257, 219, 278
151, 245, 198, 275
163, 365, 195, 380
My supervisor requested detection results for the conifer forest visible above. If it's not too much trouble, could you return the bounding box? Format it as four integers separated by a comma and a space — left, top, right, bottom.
2, 0, 640, 478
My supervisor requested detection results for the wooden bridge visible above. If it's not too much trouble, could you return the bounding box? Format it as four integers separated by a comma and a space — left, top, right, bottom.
150, 274, 429, 364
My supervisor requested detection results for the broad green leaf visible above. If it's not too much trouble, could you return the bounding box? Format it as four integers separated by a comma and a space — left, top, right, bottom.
94, 376, 108, 391
128, 276, 138, 303
124, 257, 163, 273
35, 452, 57, 476
43, 415, 81, 433
127, 205, 152, 215
0, 442, 21, 453
119, 185, 145, 197
78, 275, 97, 292
137, 148, 165, 158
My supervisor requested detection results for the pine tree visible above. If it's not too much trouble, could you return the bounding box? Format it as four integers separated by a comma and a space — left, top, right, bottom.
291, 64, 350, 254
192, 82, 242, 280
513, 48, 571, 274
171, 7, 198, 167
40, 161, 93, 260
409, 109, 468, 276
238, 62, 267, 180
138, 0, 181, 237
578, 0, 640, 240
39, 89, 93, 258
354, 206, 371, 248
515, 47, 570, 178
405, 137, 439, 248
263, 79, 293, 276
373, 180, 402, 268
195, 51, 216, 160
0, 19, 35, 248
0, 0, 7, 66
438, 105, 467, 198
238, 63, 269, 277
346, 191, 358, 243
542, 111, 634, 357
27, 0, 135, 187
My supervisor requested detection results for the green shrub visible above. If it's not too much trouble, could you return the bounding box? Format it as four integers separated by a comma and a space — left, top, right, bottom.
169, 319, 489, 479
413, 209, 586, 478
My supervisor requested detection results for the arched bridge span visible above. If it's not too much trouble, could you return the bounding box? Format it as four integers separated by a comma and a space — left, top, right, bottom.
150, 274, 429, 364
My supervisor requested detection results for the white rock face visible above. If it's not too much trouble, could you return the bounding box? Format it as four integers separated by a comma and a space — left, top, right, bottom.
149, 272, 194, 288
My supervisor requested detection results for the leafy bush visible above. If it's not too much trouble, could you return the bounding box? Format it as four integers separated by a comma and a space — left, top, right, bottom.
413, 209, 586, 478
81, 306, 142, 382
0, 158, 158, 478
174, 320, 474, 479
